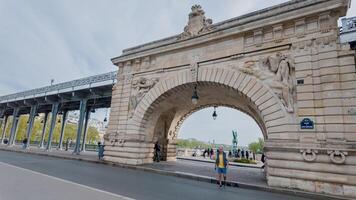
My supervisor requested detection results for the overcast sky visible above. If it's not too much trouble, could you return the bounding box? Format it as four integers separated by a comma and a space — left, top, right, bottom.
1, 0, 355, 146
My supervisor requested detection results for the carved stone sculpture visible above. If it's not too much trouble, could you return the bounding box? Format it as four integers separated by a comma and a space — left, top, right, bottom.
237, 53, 295, 113
179, 5, 213, 40
128, 77, 159, 117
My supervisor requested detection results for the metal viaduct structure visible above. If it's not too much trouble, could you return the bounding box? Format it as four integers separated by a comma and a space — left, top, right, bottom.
0, 71, 117, 154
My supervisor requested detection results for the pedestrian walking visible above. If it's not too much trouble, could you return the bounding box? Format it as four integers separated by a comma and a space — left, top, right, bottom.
65, 138, 70, 151
261, 153, 266, 169
246, 151, 249, 160
241, 149, 245, 158
22, 138, 28, 149
98, 142, 104, 160
210, 148, 214, 159
215, 146, 229, 188
153, 141, 161, 162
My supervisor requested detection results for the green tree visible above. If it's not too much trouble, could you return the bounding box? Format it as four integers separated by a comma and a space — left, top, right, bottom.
248, 138, 264, 153
1, 114, 100, 145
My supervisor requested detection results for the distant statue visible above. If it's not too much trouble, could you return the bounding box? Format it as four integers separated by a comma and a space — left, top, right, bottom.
232, 130, 238, 157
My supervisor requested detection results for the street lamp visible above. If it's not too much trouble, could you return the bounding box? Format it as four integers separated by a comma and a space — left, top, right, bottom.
191, 85, 199, 105
212, 106, 217, 120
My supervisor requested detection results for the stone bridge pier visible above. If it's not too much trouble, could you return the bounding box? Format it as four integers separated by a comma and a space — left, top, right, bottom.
104, 0, 356, 198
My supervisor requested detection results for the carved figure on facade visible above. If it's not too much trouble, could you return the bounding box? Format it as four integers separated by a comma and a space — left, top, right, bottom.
128, 77, 159, 117
179, 5, 213, 40
237, 52, 295, 112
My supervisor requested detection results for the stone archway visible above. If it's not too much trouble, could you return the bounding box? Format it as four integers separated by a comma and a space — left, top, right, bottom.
126, 67, 293, 163
105, 1, 356, 198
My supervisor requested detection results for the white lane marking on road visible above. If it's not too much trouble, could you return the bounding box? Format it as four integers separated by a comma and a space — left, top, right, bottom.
0, 161, 135, 200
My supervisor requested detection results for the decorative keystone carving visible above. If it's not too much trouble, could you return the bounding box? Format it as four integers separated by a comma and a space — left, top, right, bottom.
300, 149, 318, 162
327, 150, 348, 164
128, 77, 159, 118
179, 5, 213, 40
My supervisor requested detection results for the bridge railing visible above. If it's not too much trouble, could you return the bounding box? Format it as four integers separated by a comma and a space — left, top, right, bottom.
0, 71, 118, 104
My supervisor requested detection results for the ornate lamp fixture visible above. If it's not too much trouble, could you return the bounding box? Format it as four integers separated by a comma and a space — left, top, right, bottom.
191, 85, 199, 105
212, 106, 217, 120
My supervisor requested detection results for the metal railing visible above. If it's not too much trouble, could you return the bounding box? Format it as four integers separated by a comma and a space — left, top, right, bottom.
0, 71, 118, 103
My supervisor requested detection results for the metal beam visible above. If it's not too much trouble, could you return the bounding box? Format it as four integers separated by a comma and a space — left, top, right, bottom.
46, 103, 60, 151
25, 104, 38, 148
73, 99, 87, 154
8, 108, 20, 146
57, 110, 68, 150
81, 108, 91, 152
39, 112, 49, 148
0, 115, 8, 144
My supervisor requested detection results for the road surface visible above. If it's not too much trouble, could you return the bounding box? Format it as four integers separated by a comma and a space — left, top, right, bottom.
0, 150, 311, 200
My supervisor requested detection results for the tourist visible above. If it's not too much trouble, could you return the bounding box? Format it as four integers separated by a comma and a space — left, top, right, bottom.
261, 153, 266, 169
215, 146, 229, 188
237, 148, 240, 158
98, 142, 104, 160
241, 149, 245, 159
210, 148, 214, 159
153, 141, 161, 162
246, 150, 249, 160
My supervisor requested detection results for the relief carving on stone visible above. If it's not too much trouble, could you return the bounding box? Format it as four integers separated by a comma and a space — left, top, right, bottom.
128, 77, 159, 118
178, 5, 213, 40
237, 52, 295, 113
300, 149, 318, 162
327, 150, 348, 164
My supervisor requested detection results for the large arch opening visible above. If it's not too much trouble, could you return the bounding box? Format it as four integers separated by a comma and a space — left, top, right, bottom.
177, 106, 264, 158
144, 82, 268, 161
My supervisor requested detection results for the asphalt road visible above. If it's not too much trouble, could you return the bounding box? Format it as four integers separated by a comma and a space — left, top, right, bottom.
0, 150, 311, 200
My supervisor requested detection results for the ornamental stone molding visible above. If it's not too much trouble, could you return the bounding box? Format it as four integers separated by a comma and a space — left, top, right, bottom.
327, 150, 348, 164
300, 149, 318, 162
179, 5, 213, 40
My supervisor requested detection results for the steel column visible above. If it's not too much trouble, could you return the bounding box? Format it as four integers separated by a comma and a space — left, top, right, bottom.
39, 112, 49, 148
81, 108, 91, 152
9, 108, 20, 146
46, 103, 59, 151
25, 104, 38, 148
0, 115, 8, 144
57, 110, 68, 150
73, 99, 87, 154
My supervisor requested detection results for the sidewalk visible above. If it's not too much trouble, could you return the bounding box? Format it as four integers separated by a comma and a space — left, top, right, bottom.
0, 144, 351, 200
177, 156, 263, 168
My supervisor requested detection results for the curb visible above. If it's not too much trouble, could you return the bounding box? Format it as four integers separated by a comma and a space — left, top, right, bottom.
177, 157, 262, 169
0, 147, 352, 200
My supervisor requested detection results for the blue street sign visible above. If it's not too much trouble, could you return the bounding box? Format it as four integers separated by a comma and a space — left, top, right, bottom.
300, 118, 314, 129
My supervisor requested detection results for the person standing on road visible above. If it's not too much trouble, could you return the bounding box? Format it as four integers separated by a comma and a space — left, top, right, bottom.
215, 146, 229, 188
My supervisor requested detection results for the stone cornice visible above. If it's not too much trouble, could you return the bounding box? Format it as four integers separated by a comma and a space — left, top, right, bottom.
111, 0, 349, 65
